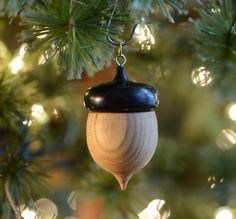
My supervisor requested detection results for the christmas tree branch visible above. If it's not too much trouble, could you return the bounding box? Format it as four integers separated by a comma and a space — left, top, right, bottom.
0, 71, 47, 216
156, 0, 187, 23
20, 0, 128, 79
4, 176, 23, 219
131, 0, 187, 22
190, 0, 236, 79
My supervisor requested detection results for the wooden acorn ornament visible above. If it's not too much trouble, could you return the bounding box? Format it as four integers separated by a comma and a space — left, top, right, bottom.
84, 32, 159, 190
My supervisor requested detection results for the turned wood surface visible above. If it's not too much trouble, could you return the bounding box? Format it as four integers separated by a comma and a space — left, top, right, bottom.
86, 111, 158, 190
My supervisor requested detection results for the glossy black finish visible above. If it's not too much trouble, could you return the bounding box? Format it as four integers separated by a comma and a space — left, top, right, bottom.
84, 66, 159, 112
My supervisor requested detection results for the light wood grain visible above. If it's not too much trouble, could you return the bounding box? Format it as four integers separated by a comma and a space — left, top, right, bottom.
86, 111, 158, 190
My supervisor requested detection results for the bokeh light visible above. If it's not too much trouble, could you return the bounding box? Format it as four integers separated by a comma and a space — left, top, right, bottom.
38, 51, 49, 65
31, 103, 48, 123
21, 207, 37, 219
208, 176, 224, 189
19, 43, 27, 56
22, 119, 33, 127
9, 44, 27, 74
215, 207, 233, 219
68, 191, 77, 210
9, 56, 24, 74
228, 103, 236, 121
35, 198, 58, 219
216, 129, 236, 150
191, 66, 212, 87
37, 34, 48, 39
134, 23, 155, 50
138, 199, 170, 219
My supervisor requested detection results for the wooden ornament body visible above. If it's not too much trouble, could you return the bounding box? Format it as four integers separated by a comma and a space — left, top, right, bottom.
86, 111, 158, 190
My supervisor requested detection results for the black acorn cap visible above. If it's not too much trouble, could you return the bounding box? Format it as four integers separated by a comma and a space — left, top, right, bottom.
84, 66, 159, 112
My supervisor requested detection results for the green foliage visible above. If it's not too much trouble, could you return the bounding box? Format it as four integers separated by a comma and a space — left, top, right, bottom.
1, 0, 236, 218
131, 0, 187, 23
0, 71, 47, 215
0, 0, 36, 17
190, 0, 236, 80
0, 73, 37, 130
0, 153, 47, 204
20, 0, 127, 79
156, 0, 187, 23
76, 164, 144, 219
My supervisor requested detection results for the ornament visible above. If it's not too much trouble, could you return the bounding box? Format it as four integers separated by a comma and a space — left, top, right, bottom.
191, 66, 212, 87
84, 28, 159, 190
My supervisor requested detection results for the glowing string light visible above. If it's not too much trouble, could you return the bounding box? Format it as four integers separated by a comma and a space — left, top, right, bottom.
138, 199, 170, 219
134, 18, 155, 50
216, 129, 236, 150
228, 103, 236, 121
22, 119, 33, 127
35, 198, 58, 219
37, 34, 47, 39
191, 66, 212, 87
21, 208, 37, 219
31, 103, 48, 123
215, 207, 233, 219
9, 56, 24, 74
9, 44, 27, 74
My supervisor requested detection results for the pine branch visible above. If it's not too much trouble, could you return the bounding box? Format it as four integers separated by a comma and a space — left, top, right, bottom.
156, 0, 187, 23
131, 0, 187, 23
190, 0, 236, 78
0, 0, 37, 17
4, 176, 23, 219
0, 72, 38, 131
190, 0, 236, 73
0, 70, 47, 216
20, 0, 128, 79
75, 164, 143, 219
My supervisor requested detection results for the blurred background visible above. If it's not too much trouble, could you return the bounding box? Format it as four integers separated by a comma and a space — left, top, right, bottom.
1, 0, 236, 219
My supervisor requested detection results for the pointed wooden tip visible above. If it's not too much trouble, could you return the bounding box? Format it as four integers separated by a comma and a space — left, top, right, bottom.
114, 174, 132, 191
119, 181, 128, 191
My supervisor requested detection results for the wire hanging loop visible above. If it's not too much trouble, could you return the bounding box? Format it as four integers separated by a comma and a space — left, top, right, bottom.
115, 42, 126, 66
106, 23, 138, 46
107, 23, 138, 67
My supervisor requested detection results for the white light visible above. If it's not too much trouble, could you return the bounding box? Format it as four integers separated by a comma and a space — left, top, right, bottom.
228, 104, 236, 121
215, 207, 233, 219
67, 191, 77, 210
22, 119, 33, 127
138, 199, 170, 219
38, 51, 49, 65
8, 44, 28, 74
32, 104, 44, 117
37, 34, 47, 39
21, 208, 37, 219
38, 55, 46, 65
53, 108, 59, 117
9, 56, 24, 74
223, 130, 236, 144
35, 198, 58, 219
191, 66, 212, 87
19, 43, 28, 56
134, 23, 155, 50
211, 8, 221, 13
31, 104, 48, 123
216, 129, 236, 150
